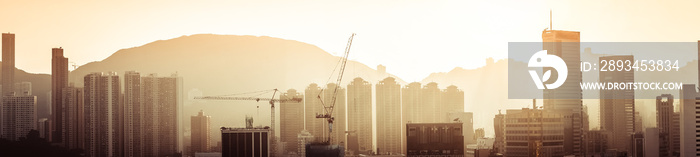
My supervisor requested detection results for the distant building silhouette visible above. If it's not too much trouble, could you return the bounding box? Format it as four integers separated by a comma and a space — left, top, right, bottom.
376, 77, 402, 155
347, 77, 372, 154
84, 72, 121, 157
280, 89, 304, 154
599, 55, 635, 153
14, 82, 31, 96
191, 110, 211, 156
51, 47, 69, 144
493, 110, 505, 154
422, 82, 440, 123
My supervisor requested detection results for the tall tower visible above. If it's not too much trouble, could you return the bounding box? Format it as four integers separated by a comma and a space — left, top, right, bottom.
124, 71, 142, 157
599, 55, 635, 153
401, 82, 422, 154
2, 33, 15, 96
542, 17, 584, 155
347, 77, 372, 153
83, 72, 121, 157
142, 73, 181, 157
656, 94, 674, 157
280, 89, 304, 154
190, 110, 211, 155
304, 83, 323, 139
52, 47, 69, 144
376, 77, 401, 155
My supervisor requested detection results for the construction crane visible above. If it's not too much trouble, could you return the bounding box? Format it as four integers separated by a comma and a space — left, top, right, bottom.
316, 33, 355, 144
194, 89, 302, 157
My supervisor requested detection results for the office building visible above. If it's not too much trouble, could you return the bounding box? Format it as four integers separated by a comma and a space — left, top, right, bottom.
1, 95, 36, 141
542, 28, 584, 156
599, 55, 635, 153
504, 105, 565, 157
191, 110, 211, 155
656, 94, 677, 157
84, 72, 121, 157
280, 89, 304, 154
221, 127, 270, 157
406, 123, 464, 157
347, 77, 372, 154
376, 77, 402, 155
52, 47, 69, 143
584, 130, 610, 156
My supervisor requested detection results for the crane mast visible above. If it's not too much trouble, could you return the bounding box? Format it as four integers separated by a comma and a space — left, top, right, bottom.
316, 33, 355, 144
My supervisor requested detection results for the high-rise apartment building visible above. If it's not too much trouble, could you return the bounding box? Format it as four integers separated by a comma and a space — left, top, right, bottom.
191, 110, 211, 155
401, 82, 421, 154
422, 82, 440, 123
62, 84, 84, 150
1, 95, 36, 141
599, 55, 635, 153
52, 47, 69, 143
347, 77, 372, 153
304, 83, 324, 139
376, 77, 401, 154
123, 71, 142, 157
280, 89, 304, 154
84, 72, 121, 157
322, 83, 345, 146
2, 33, 14, 97
441, 85, 464, 115
142, 73, 182, 157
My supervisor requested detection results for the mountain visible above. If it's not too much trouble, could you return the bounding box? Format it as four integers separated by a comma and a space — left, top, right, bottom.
0, 63, 52, 120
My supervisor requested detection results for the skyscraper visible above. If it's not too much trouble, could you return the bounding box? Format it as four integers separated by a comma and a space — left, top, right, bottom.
376, 77, 401, 154
142, 73, 182, 157
422, 82, 440, 123
401, 82, 421, 154
679, 84, 699, 157
280, 89, 304, 154
52, 47, 69, 144
599, 55, 635, 153
347, 77, 372, 153
84, 72, 121, 157
124, 71, 142, 157
304, 83, 324, 139
542, 28, 584, 156
191, 110, 211, 155
62, 84, 84, 150
2, 33, 14, 97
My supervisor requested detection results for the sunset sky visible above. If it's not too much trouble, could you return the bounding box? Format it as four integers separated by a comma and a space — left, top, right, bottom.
1, 0, 700, 81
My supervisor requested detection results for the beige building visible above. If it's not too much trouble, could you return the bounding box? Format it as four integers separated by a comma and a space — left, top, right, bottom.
191, 110, 211, 155
376, 77, 401, 154
280, 89, 304, 154
347, 77, 373, 153
304, 83, 324, 140
322, 83, 346, 146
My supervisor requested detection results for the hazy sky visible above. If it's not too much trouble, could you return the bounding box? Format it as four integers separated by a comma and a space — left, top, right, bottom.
1, 0, 700, 81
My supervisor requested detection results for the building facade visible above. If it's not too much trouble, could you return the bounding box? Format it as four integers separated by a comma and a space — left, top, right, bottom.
406, 123, 464, 157
504, 106, 565, 157
84, 72, 121, 157
62, 85, 84, 150
221, 127, 270, 157
1, 95, 36, 141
